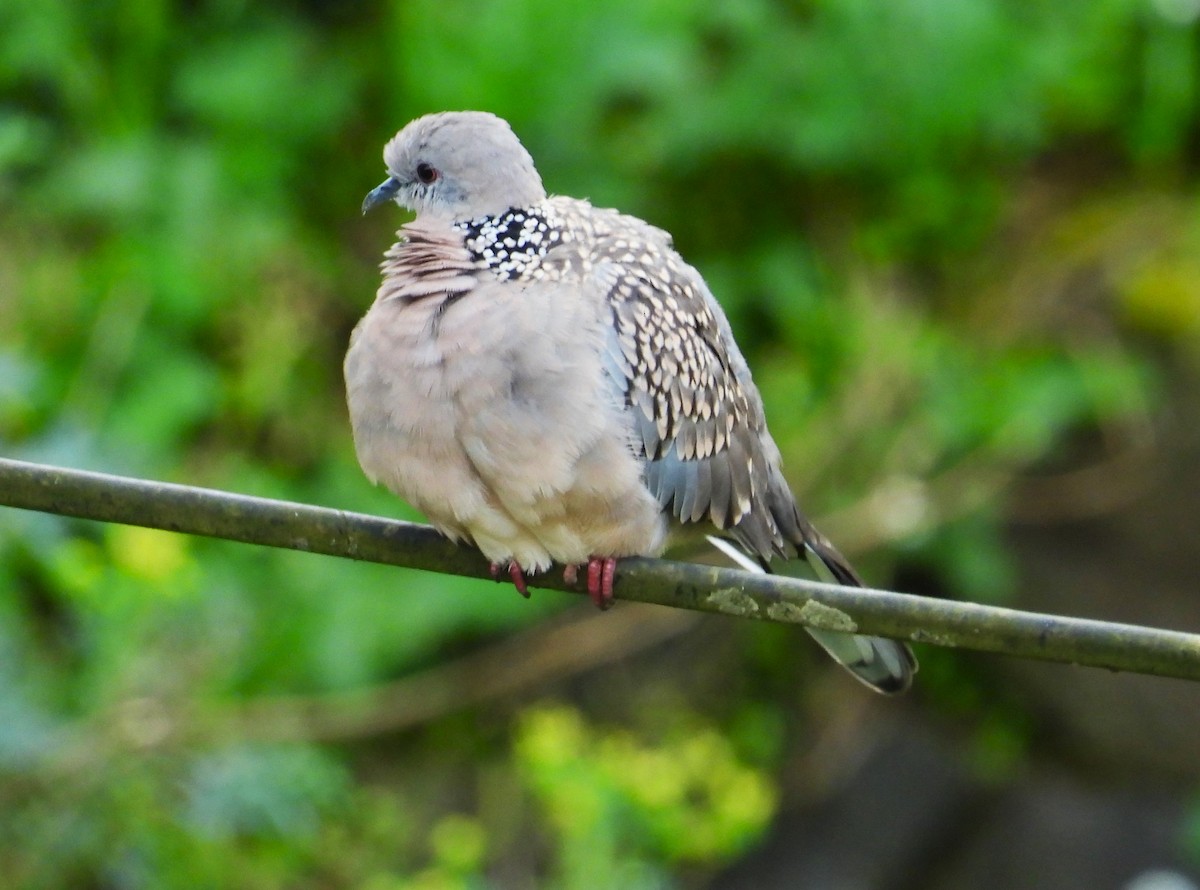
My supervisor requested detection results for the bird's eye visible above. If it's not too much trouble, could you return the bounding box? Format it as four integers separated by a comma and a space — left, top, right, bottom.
415, 162, 439, 184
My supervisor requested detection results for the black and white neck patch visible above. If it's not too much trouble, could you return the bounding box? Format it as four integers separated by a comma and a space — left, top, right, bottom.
455, 204, 565, 280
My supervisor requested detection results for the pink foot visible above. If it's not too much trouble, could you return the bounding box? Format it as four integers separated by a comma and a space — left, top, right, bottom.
489, 561, 531, 598
562, 563, 579, 586
585, 556, 617, 610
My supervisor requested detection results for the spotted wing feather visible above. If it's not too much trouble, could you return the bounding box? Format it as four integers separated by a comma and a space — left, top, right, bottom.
577, 226, 916, 692
581, 229, 797, 560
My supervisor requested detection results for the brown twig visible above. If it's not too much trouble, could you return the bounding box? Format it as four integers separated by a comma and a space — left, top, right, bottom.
2, 457, 1200, 682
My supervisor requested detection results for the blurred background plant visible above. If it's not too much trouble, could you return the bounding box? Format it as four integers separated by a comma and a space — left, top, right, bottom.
1, 0, 1199, 887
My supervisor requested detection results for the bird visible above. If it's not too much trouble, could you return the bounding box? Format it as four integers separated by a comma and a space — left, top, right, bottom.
346, 111, 916, 693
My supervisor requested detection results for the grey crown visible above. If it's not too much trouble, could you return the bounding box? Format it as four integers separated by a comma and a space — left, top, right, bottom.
346, 111, 916, 693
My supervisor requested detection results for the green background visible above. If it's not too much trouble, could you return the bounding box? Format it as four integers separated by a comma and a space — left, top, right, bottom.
2, 0, 1199, 886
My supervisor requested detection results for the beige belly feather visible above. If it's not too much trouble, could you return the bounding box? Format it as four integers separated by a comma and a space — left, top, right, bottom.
345, 278, 666, 572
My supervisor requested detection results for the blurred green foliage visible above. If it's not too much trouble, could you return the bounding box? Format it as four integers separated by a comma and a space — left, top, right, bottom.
516, 706, 776, 886
1, 0, 1198, 886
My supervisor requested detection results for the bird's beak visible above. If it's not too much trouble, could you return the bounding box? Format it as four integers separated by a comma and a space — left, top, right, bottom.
362, 176, 402, 215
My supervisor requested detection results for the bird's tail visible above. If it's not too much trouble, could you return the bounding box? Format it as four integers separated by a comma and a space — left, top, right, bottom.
707, 534, 916, 694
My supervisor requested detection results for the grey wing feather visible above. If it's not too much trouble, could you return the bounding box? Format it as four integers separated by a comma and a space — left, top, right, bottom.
592, 233, 795, 558
586, 223, 917, 694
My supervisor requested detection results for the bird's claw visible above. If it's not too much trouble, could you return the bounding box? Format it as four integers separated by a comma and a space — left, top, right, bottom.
562, 558, 615, 608
498, 557, 616, 607
490, 561, 530, 598
585, 556, 617, 610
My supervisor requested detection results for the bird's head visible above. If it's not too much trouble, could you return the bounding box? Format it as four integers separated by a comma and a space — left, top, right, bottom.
362, 111, 547, 221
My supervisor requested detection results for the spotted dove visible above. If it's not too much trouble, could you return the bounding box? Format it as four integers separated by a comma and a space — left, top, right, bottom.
346, 111, 916, 693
